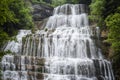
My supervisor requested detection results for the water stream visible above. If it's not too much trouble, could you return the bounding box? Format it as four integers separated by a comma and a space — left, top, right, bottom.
1, 4, 114, 80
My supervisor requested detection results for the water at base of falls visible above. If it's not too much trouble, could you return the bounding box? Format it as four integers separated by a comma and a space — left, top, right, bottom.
1, 4, 114, 80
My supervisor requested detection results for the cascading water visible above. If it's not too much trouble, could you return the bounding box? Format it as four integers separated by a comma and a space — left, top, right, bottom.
1, 4, 114, 80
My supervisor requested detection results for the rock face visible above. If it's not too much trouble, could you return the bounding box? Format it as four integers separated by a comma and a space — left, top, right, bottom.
32, 3, 53, 21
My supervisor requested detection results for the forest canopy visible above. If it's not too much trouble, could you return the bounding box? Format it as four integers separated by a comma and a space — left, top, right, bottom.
0, 0, 33, 48
90, 0, 120, 79
31, 0, 91, 6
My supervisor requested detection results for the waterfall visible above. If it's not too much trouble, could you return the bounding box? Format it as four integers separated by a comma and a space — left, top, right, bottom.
1, 4, 114, 80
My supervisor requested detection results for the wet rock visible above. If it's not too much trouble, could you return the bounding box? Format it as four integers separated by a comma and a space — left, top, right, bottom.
34, 18, 48, 29
101, 30, 108, 39
32, 3, 53, 21
28, 72, 44, 79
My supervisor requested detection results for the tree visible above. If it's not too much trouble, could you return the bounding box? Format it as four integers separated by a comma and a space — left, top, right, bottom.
89, 0, 106, 27
1, 0, 33, 36
9, 0, 33, 29
0, 0, 33, 48
72, 0, 91, 4
52, 0, 66, 6
0, 0, 17, 26
105, 7, 120, 80
0, 0, 17, 48
105, 8, 120, 61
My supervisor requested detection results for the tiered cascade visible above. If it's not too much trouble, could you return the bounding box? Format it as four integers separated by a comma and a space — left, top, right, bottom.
1, 4, 114, 80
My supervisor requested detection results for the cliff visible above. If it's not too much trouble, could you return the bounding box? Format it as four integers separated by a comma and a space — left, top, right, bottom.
31, 3, 53, 29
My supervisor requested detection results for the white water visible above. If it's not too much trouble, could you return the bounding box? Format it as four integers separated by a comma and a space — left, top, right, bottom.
1, 4, 114, 80
4, 30, 31, 53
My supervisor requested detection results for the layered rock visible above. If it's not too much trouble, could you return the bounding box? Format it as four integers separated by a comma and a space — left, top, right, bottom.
32, 3, 53, 21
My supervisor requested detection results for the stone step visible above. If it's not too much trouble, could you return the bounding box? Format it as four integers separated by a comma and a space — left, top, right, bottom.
2, 71, 44, 80
28, 71, 44, 79
2, 64, 48, 73
14, 55, 46, 66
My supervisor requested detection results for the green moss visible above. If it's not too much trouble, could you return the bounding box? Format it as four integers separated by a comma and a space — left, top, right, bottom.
44, 28, 48, 32
22, 37, 26, 45
0, 50, 12, 60
0, 30, 9, 48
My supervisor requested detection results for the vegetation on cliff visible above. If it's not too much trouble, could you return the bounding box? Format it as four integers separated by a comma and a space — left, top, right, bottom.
0, 0, 33, 49
31, 0, 91, 7
89, 0, 106, 27
89, 0, 120, 79
105, 7, 120, 79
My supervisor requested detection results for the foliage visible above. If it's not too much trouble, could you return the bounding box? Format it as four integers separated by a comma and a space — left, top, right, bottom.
31, 0, 91, 7
104, 0, 120, 17
52, 0, 91, 6
52, 0, 66, 6
31, 0, 53, 6
105, 9, 120, 60
0, 0, 33, 35
0, 30, 9, 48
105, 7, 120, 80
89, 0, 120, 79
0, 0, 34, 49
9, 0, 33, 29
0, 50, 12, 60
71, 0, 91, 4
89, 0, 106, 27
90, 0, 106, 15
0, 0, 18, 25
